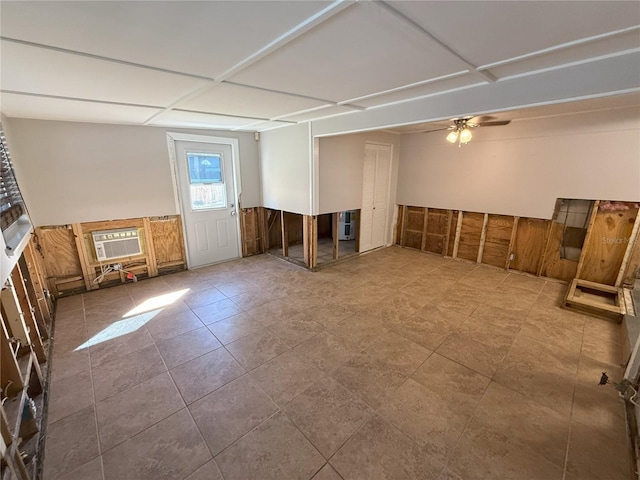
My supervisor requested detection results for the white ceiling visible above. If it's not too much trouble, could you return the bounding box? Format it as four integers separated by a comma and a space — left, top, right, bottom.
1, 1, 639, 133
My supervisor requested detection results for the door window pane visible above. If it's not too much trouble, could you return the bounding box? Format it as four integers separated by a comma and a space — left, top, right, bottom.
186, 152, 226, 210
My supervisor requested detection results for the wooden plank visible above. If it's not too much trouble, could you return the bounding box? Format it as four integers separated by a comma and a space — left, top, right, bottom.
457, 212, 484, 262
332, 213, 339, 260
505, 217, 519, 270
354, 210, 360, 253
510, 218, 550, 275
622, 221, 640, 286
579, 203, 637, 285
444, 210, 453, 256
149, 216, 186, 266
0, 283, 30, 346
480, 214, 513, 269
540, 222, 579, 281
281, 210, 289, 257
616, 208, 640, 287
71, 223, 95, 291
452, 211, 463, 258
142, 217, 159, 277
23, 241, 51, 326
0, 312, 23, 396
258, 207, 268, 252
17, 255, 48, 340
35, 226, 83, 279
10, 268, 45, 363
537, 221, 554, 276
575, 200, 600, 280
420, 208, 429, 251
400, 205, 409, 247
303, 215, 318, 269
476, 213, 489, 263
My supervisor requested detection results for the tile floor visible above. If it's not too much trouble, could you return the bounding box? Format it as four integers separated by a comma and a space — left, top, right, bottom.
43, 247, 631, 480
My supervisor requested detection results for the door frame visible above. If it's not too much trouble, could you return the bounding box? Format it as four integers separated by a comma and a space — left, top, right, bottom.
166, 132, 242, 269
363, 141, 394, 250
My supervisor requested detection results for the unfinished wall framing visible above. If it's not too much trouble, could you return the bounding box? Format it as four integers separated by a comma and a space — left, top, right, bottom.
1, 245, 51, 480
396, 201, 640, 286
34, 215, 187, 296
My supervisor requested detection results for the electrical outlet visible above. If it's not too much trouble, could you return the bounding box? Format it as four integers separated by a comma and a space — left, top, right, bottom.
509, 253, 515, 261
112, 263, 122, 270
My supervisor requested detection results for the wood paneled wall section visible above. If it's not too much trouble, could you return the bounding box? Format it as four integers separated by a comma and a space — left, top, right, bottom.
35, 215, 186, 296
240, 207, 266, 257
396, 203, 640, 285
578, 207, 639, 285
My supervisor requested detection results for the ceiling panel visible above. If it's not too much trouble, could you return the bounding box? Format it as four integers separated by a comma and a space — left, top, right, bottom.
149, 110, 263, 130
0, 1, 333, 79
274, 105, 358, 123
392, 1, 640, 67
352, 75, 484, 108
230, 2, 467, 102
176, 83, 328, 119
0, 92, 161, 123
486, 30, 640, 79
1, 41, 207, 106
240, 120, 298, 132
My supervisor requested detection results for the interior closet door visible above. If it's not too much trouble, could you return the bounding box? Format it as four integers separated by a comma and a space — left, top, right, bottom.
359, 143, 391, 252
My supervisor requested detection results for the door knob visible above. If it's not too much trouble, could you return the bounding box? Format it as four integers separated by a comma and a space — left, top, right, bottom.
231, 211, 237, 216
230, 203, 235, 208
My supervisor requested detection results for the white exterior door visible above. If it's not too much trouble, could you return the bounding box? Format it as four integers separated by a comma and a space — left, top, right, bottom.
174, 140, 240, 268
360, 143, 391, 252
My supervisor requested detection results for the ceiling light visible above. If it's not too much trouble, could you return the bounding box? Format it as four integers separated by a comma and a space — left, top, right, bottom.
446, 130, 459, 143
446, 118, 475, 146
459, 128, 472, 144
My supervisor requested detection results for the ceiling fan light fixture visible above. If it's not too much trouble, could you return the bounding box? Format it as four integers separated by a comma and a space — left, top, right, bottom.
459, 128, 472, 144
446, 130, 459, 143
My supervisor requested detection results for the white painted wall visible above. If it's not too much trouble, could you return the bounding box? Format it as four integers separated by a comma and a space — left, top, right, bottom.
317, 131, 400, 245
398, 107, 640, 219
260, 123, 312, 215
4, 118, 261, 226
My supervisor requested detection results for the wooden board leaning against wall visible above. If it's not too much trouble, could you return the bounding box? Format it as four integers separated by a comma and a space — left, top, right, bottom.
396, 201, 640, 287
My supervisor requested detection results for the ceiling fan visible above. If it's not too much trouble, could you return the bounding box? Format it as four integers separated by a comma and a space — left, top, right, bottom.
438, 116, 512, 146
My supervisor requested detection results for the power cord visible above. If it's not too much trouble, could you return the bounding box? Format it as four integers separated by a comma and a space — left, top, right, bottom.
599, 372, 640, 406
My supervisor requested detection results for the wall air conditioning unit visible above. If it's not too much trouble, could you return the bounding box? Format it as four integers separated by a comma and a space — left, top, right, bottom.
92, 227, 142, 262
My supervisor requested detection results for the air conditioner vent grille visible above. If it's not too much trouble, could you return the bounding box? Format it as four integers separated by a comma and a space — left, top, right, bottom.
92, 228, 142, 261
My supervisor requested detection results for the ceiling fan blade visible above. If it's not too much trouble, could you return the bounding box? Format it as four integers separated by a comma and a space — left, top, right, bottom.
421, 126, 452, 133
478, 120, 511, 127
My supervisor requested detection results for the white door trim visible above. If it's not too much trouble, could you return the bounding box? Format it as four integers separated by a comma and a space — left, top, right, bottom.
166, 132, 242, 269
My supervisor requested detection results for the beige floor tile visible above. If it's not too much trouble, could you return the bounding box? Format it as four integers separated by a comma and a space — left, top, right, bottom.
57, 456, 103, 480
247, 299, 302, 326
332, 352, 410, 409
366, 332, 431, 375
251, 348, 324, 406
48, 369, 94, 425
145, 309, 204, 342
183, 286, 227, 309
192, 298, 244, 325
226, 329, 291, 370
189, 375, 278, 455
565, 420, 631, 480
502, 333, 581, 376
102, 409, 211, 480
83, 285, 131, 308
96, 372, 184, 452
472, 382, 570, 467
283, 376, 373, 458
44, 406, 100, 479
436, 330, 515, 377
155, 326, 222, 369
207, 312, 264, 344
88, 324, 155, 368
330, 415, 441, 480
55, 295, 85, 314
377, 378, 469, 464
312, 464, 343, 480
503, 273, 546, 293
215, 411, 324, 480
92, 344, 166, 402
267, 313, 325, 347
229, 290, 275, 310
571, 383, 627, 442
446, 420, 564, 480
581, 335, 623, 365
49, 347, 91, 384
583, 317, 623, 345
411, 353, 490, 415
291, 331, 355, 373
184, 460, 224, 480
170, 348, 245, 404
